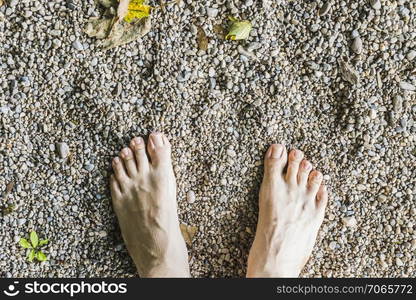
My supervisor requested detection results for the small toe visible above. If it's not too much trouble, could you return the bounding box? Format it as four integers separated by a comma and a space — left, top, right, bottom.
120, 147, 137, 177
298, 159, 312, 186
316, 184, 328, 210
147, 132, 171, 166
110, 174, 122, 199
286, 149, 304, 184
264, 144, 288, 177
307, 170, 323, 196
112, 157, 129, 182
130, 137, 149, 173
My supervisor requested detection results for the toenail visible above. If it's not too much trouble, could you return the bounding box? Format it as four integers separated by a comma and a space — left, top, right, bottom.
313, 172, 323, 181
133, 137, 142, 145
270, 144, 283, 159
303, 161, 312, 170
122, 148, 131, 157
294, 150, 303, 159
113, 157, 120, 164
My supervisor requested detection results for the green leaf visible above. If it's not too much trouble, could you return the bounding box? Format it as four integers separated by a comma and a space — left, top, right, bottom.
28, 249, 36, 262
225, 17, 252, 41
30, 231, 39, 248
19, 238, 32, 249
38, 239, 49, 247
36, 251, 47, 262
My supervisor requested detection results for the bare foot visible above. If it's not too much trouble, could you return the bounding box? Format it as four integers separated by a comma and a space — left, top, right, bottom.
247, 144, 328, 277
110, 132, 190, 277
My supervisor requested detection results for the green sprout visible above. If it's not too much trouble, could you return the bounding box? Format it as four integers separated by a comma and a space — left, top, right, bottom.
19, 231, 49, 262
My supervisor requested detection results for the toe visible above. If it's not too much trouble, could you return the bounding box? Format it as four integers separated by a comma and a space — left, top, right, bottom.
110, 174, 122, 200
298, 159, 312, 186
307, 170, 323, 196
130, 137, 149, 173
120, 147, 137, 177
263, 144, 287, 177
316, 184, 328, 211
285, 149, 304, 185
147, 132, 172, 166
112, 157, 129, 183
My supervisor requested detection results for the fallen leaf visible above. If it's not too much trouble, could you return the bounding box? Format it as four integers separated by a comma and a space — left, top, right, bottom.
180, 224, 198, 246
226, 17, 252, 40
117, 0, 130, 20
96, 0, 117, 8
101, 17, 151, 50
196, 25, 208, 51
213, 24, 225, 37
5, 181, 14, 194
124, 0, 151, 23
85, 18, 113, 39
339, 59, 360, 85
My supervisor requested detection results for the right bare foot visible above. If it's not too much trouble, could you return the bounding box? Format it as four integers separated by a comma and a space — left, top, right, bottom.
110, 132, 190, 277
247, 144, 328, 277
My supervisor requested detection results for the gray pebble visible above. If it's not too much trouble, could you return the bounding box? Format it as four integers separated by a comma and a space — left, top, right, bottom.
56, 142, 70, 159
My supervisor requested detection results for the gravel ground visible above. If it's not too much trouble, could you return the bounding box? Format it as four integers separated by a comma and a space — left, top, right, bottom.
1, 0, 415, 277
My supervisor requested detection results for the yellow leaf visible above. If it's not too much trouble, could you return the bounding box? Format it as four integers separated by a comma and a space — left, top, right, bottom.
124, 0, 151, 23
180, 224, 198, 246
225, 17, 252, 41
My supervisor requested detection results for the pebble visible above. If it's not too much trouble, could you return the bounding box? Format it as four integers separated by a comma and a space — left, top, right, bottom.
370, 0, 381, 10
319, 2, 331, 16
406, 50, 416, 61
187, 190, 196, 204
208, 67, 216, 77
56, 142, 70, 159
18, 218, 26, 226
84, 163, 95, 172
351, 37, 363, 54
72, 40, 83, 51
399, 81, 415, 91
206, 7, 218, 18
226, 149, 236, 157
342, 216, 357, 227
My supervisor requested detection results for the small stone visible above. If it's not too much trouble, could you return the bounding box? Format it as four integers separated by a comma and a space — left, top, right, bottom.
393, 95, 403, 113
84, 163, 95, 172
227, 149, 236, 157
56, 142, 70, 159
329, 241, 337, 250
319, 2, 331, 16
370, 0, 381, 10
342, 216, 357, 227
18, 218, 26, 226
395, 258, 404, 267
208, 67, 215, 77
399, 81, 415, 91
406, 50, 416, 61
187, 190, 196, 203
351, 37, 363, 54
97, 231, 107, 238
72, 40, 83, 51
206, 7, 218, 18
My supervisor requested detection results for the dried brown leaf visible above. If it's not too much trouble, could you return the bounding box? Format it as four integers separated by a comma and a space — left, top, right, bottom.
180, 224, 197, 246
85, 18, 113, 39
96, 0, 117, 8
339, 59, 359, 85
6, 182, 14, 194
196, 25, 208, 51
101, 17, 151, 50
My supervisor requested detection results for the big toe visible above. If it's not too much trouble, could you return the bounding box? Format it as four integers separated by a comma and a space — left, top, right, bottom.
147, 132, 172, 166
263, 144, 287, 178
